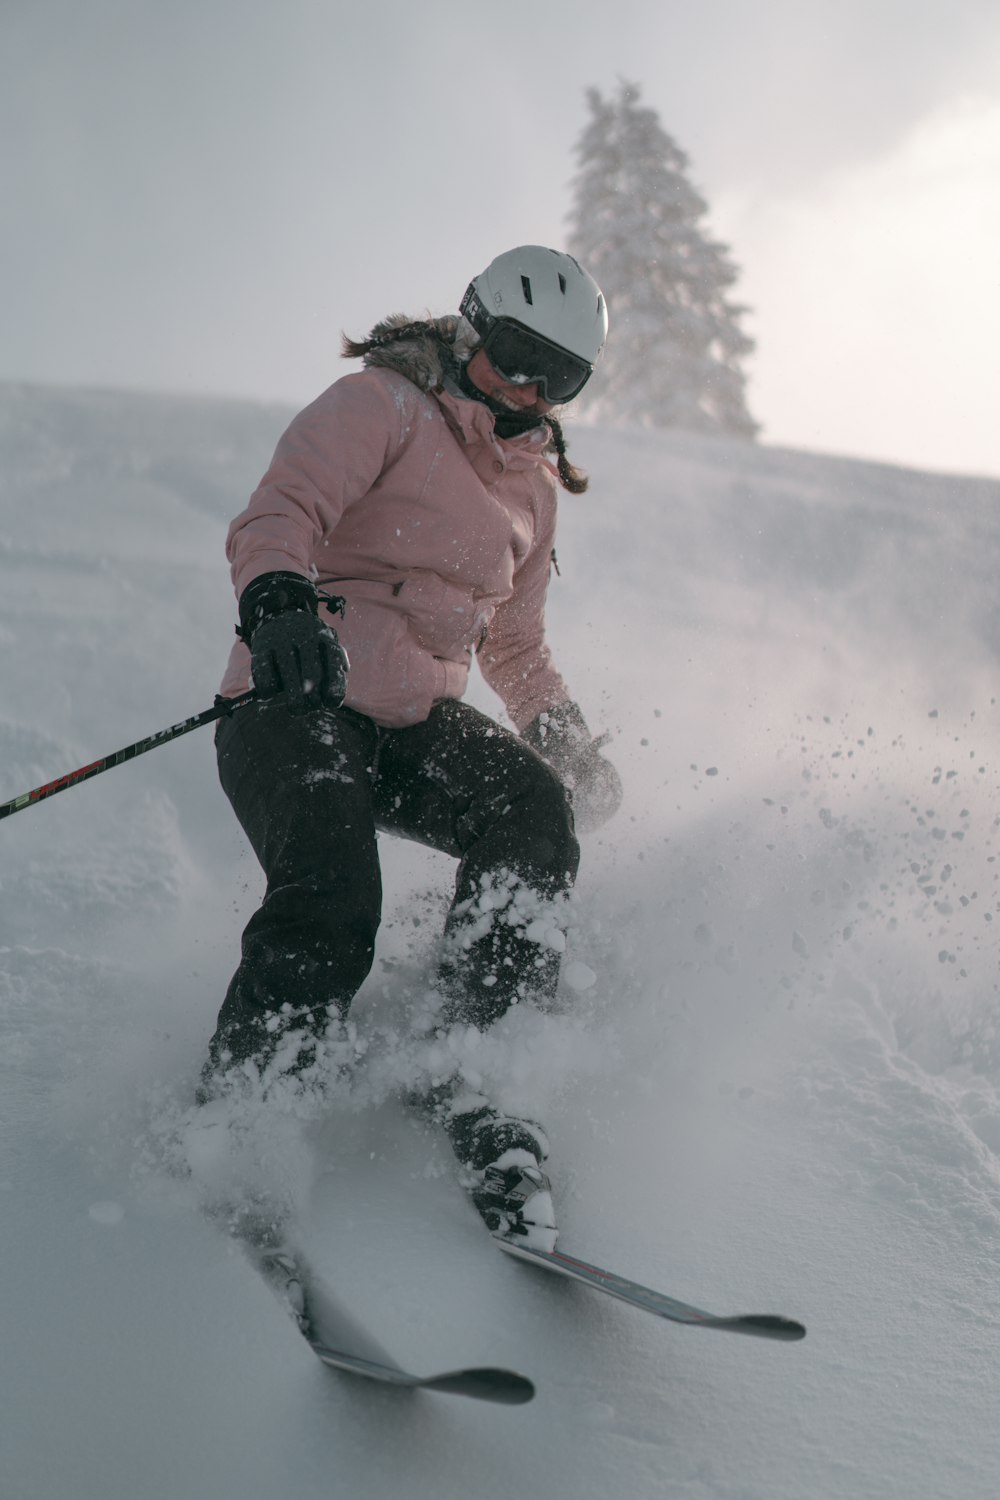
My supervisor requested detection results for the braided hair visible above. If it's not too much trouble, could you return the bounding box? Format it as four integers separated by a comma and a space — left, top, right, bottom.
340, 321, 437, 360
542, 414, 589, 494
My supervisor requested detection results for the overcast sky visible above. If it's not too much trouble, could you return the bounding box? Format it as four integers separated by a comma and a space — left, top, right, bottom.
4, 0, 1000, 479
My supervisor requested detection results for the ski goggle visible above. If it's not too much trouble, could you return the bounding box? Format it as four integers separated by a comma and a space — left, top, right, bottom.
461, 289, 594, 403
480, 320, 594, 403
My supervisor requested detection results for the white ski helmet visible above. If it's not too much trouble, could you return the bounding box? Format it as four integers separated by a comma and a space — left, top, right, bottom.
460, 245, 608, 402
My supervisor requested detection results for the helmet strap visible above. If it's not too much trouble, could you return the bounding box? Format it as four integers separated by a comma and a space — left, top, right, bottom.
456, 360, 545, 438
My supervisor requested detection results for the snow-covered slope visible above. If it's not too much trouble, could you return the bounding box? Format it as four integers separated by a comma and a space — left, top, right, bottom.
2, 381, 1000, 1498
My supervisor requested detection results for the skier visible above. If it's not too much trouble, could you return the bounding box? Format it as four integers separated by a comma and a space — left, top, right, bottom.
207, 245, 621, 1244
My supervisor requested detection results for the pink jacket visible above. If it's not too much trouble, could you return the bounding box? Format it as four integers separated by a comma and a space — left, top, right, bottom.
220, 366, 572, 730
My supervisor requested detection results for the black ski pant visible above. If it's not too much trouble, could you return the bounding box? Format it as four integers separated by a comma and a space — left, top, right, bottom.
210, 697, 580, 1072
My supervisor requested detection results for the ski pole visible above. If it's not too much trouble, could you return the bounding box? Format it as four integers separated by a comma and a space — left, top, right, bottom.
0, 689, 258, 822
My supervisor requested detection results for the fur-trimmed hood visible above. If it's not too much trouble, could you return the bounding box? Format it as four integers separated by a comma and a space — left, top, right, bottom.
341, 314, 589, 493
342, 314, 478, 393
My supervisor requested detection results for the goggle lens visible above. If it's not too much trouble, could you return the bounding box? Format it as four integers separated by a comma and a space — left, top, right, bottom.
483, 321, 592, 403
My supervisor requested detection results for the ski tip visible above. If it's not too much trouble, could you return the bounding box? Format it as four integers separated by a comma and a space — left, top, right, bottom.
731, 1314, 807, 1342
424, 1367, 536, 1404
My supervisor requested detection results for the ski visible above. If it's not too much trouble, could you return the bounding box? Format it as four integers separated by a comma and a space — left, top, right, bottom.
236, 1217, 534, 1404
496, 1238, 806, 1342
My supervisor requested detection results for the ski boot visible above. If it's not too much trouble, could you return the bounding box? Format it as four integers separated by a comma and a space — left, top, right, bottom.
468, 1158, 557, 1251
441, 1099, 558, 1252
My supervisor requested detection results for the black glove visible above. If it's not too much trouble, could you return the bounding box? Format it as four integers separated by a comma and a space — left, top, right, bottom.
238, 571, 349, 715
523, 701, 623, 833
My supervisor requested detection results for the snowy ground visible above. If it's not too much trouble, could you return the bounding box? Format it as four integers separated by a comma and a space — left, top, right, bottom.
3, 381, 1000, 1497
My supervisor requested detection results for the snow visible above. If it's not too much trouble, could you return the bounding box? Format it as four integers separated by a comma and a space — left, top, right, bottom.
3, 380, 1000, 1497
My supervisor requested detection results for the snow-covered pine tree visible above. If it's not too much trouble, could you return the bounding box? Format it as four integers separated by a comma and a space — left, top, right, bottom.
568, 81, 758, 437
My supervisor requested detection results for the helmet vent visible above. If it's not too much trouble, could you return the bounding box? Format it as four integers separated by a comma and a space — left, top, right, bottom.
520, 275, 534, 305
558, 273, 567, 295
